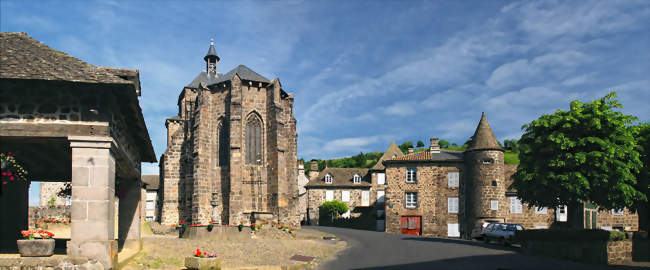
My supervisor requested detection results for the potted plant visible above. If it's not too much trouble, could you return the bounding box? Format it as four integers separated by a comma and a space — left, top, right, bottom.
237, 221, 244, 232
207, 220, 214, 232
17, 230, 55, 257
185, 248, 220, 270
178, 221, 187, 238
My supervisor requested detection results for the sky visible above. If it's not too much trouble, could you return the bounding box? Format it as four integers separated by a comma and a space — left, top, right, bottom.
1, 1, 649, 205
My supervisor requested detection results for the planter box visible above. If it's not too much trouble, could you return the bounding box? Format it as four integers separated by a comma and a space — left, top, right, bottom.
17, 239, 55, 257
184, 256, 221, 270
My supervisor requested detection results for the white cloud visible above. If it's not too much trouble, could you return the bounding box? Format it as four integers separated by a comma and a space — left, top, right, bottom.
322, 135, 391, 155
384, 101, 417, 116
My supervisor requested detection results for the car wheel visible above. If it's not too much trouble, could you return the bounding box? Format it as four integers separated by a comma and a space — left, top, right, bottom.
483, 236, 489, 244
503, 238, 510, 247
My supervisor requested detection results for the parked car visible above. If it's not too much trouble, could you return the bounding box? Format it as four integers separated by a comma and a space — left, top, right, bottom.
483, 223, 524, 246
471, 222, 495, 240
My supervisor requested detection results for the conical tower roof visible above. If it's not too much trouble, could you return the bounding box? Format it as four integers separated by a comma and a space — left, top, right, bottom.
204, 39, 219, 62
371, 141, 404, 170
466, 112, 503, 152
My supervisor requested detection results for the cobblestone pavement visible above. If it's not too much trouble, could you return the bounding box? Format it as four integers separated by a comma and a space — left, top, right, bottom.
121, 228, 346, 270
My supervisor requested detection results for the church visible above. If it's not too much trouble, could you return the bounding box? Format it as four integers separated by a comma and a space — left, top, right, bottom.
159, 40, 300, 227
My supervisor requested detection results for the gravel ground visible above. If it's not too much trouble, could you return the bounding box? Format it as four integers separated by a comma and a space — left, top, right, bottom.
121, 228, 346, 270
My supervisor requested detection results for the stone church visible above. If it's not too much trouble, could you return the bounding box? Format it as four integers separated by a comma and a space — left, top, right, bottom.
159, 40, 300, 227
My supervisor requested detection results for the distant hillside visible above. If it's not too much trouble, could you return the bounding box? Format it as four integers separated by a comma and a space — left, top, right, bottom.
302, 140, 520, 176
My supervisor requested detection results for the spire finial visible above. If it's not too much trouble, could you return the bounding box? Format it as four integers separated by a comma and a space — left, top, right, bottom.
210, 38, 214, 46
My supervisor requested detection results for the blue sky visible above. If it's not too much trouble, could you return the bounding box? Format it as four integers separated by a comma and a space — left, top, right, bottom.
2, 1, 649, 204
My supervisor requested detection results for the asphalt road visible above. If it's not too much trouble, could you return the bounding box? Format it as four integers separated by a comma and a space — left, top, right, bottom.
312, 226, 648, 270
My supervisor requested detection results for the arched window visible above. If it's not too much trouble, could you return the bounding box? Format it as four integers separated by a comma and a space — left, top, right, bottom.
325, 174, 333, 184
353, 174, 361, 184
218, 122, 228, 166
246, 114, 262, 165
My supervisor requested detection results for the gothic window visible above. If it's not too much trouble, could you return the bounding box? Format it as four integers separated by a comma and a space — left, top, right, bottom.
245, 114, 262, 165
218, 122, 228, 166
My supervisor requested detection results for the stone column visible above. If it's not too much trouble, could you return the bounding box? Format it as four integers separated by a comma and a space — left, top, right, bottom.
67, 136, 117, 269
118, 178, 141, 251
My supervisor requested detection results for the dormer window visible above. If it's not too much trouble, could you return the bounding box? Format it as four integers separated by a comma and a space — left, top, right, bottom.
325, 174, 333, 184
353, 174, 361, 184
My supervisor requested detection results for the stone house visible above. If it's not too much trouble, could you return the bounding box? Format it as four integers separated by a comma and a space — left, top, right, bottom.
297, 161, 309, 224
40, 182, 69, 207
0, 32, 155, 268
305, 143, 402, 230
383, 113, 638, 238
141, 175, 159, 222
159, 40, 300, 227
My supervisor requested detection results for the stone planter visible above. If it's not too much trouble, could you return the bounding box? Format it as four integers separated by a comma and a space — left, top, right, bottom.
17, 239, 55, 257
184, 256, 221, 270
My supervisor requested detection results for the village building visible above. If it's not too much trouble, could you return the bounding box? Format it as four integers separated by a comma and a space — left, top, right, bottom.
305, 142, 403, 230
297, 161, 310, 224
0, 32, 156, 268
141, 175, 159, 222
159, 40, 300, 227
383, 113, 638, 238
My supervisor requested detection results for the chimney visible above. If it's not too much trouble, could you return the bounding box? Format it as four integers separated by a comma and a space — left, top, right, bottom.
430, 138, 440, 154
298, 160, 305, 175
408, 146, 414, 153
309, 161, 320, 180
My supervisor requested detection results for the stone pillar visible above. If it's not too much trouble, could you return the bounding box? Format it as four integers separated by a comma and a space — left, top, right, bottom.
68, 136, 118, 269
118, 178, 141, 251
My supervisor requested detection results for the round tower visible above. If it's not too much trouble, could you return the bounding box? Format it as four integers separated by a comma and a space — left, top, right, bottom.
464, 112, 506, 236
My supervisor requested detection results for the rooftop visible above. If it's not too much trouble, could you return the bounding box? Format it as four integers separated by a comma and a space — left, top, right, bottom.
306, 167, 371, 188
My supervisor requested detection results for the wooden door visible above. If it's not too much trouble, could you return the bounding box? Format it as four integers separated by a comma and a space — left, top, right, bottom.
400, 216, 421, 235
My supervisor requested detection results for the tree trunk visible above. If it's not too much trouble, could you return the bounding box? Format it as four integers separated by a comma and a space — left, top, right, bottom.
567, 201, 584, 229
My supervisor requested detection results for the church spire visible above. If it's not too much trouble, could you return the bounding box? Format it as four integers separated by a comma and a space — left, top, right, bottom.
204, 39, 219, 73
466, 112, 503, 152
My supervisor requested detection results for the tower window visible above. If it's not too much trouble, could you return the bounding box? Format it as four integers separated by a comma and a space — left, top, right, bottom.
218, 122, 228, 166
245, 114, 262, 165
481, 158, 494, 165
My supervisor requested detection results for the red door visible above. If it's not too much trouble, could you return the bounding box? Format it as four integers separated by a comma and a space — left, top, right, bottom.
400, 216, 421, 235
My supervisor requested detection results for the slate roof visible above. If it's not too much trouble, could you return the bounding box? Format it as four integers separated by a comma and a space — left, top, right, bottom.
185, 71, 222, 88
385, 150, 463, 163
305, 168, 371, 188
212, 65, 270, 85
142, 175, 159, 190
204, 39, 219, 61
371, 141, 404, 171
0, 32, 131, 84
466, 112, 503, 152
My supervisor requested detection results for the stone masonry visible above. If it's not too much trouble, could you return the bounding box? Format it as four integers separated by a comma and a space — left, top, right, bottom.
160, 40, 300, 227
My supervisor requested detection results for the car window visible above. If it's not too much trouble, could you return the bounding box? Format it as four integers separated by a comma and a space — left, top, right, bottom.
506, 224, 516, 231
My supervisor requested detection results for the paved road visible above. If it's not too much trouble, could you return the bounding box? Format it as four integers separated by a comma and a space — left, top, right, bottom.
312, 226, 648, 270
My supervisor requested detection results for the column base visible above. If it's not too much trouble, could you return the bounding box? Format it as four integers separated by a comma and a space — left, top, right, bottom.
67, 240, 117, 269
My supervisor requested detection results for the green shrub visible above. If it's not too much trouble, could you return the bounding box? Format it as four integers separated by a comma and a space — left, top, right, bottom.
516, 229, 626, 242
318, 200, 349, 223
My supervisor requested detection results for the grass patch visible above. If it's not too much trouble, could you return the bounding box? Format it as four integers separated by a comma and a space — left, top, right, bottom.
142, 221, 154, 236
504, 151, 519, 165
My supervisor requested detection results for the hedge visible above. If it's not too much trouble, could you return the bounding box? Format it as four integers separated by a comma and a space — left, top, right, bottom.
516, 229, 625, 242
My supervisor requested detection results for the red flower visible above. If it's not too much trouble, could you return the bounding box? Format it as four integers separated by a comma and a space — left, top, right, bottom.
7, 172, 12, 176
1, 172, 6, 176
2, 182, 6, 185
195, 248, 202, 256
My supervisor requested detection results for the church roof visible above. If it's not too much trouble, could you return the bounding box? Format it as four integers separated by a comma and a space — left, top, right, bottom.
185, 71, 222, 88
466, 112, 503, 152
212, 65, 270, 85
0, 32, 131, 85
371, 141, 404, 171
306, 168, 371, 188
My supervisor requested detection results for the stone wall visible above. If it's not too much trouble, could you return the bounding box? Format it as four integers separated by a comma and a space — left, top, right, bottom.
28, 206, 70, 228
39, 182, 68, 207
522, 239, 634, 265
385, 162, 465, 237
597, 208, 638, 231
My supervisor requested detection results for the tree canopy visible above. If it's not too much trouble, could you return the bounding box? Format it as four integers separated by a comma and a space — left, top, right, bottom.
319, 200, 349, 222
511, 92, 645, 212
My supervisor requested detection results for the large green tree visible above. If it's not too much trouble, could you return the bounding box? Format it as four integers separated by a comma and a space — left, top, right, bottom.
511, 92, 646, 227
634, 123, 650, 231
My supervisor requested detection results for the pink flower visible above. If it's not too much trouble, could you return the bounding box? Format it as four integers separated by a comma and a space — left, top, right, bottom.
2, 182, 6, 185
9, 176, 14, 181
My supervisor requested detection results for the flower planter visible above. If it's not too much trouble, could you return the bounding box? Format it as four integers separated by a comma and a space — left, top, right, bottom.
185, 256, 221, 270
17, 239, 55, 257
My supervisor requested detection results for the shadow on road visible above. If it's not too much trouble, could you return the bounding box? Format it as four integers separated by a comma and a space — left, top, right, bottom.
401, 236, 518, 252
352, 254, 649, 270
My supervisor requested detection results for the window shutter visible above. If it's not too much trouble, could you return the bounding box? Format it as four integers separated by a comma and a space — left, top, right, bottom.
510, 197, 522, 214
447, 172, 459, 188
448, 197, 459, 213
